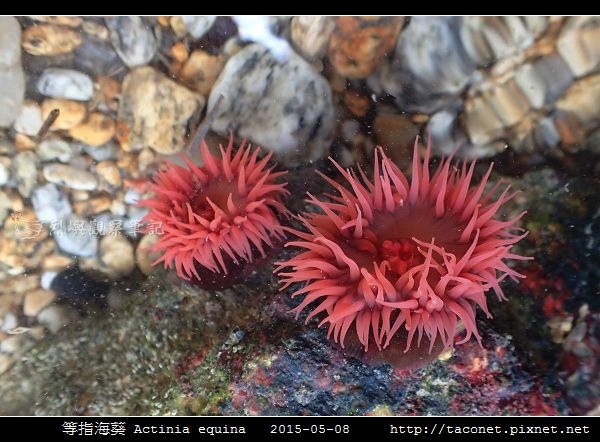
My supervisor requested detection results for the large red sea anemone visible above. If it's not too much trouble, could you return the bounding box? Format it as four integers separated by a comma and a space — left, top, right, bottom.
276, 139, 531, 354
140, 135, 289, 286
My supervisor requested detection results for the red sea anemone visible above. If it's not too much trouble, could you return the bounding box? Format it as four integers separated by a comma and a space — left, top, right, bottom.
140, 135, 289, 286
276, 139, 531, 354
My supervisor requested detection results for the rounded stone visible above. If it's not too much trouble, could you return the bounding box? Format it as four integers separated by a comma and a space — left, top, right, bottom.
117, 66, 203, 154
23, 289, 56, 317
22, 24, 82, 56
37, 68, 94, 101
105, 17, 158, 67
68, 112, 115, 146
43, 164, 97, 191
13, 100, 43, 136
41, 98, 87, 130
208, 43, 334, 165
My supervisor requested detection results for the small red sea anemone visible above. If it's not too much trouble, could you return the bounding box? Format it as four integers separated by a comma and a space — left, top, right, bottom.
140, 135, 289, 286
276, 139, 531, 354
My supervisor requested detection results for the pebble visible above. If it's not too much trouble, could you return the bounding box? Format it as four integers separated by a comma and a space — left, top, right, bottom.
0, 160, 8, 186
514, 55, 573, 109
556, 73, 600, 130
37, 68, 94, 101
82, 142, 118, 161
105, 17, 158, 67
38, 137, 76, 162
31, 183, 72, 223
73, 196, 112, 217
43, 164, 98, 191
557, 17, 600, 78
13, 100, 43, 136
0, 354, 11, 374
37, 305, 73, 334
0, 335, 23, 354
23, 289, 56, 317
208, 43, 334, 165
41, 254, 74, 271
96, 160, 122, 189
180, 50, 225, 96
41, 271, 58, 290
81, 20, 110, 41
0, 313, 18, 332
136, 233, 160, 276
69, 112, 115, 146
118, 66, 203, 154
0, 66, 25, 128
96, 234, 135, 279
41, 98, 87, 130
464, 93, 506, 147
380, 16, 475, 113
181, 16, 216, 39
12, 151, 38, 198
21, 24, 82, 56
0, 17, 24, 128
290, 16, 335, 61
329, 16, 404, 78
0, 16, 22, 69
53, 215, 98, 257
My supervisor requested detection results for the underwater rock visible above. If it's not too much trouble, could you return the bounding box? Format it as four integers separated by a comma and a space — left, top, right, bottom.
38, 137, 77, 162
557, 16, 600, 78
43, 164, 97, 191
31, 183, 72, 224
380, 16, 475, 113
514, 55, 573, 109
37, 68, 94, 101
290, 16, 335, 61
52, 215, 98, 257
68, 112, 115, 146
41, 98, 87, 130
12, 151, 38, 198
181, 16, 216, 39
118, 66, 203, 154
0, 17, 24, 128
208, 43, 334, 166
329, 16, 403, 79
105, 17, 158, 68
555, 73, 600, 131
13, 100, 43, 136
179, 50, 224, 96
21, 24, 82, 56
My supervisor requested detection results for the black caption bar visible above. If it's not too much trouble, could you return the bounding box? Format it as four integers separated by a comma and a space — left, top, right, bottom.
0, 416, 596, 441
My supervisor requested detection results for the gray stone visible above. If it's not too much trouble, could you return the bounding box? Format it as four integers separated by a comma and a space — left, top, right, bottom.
0, 17, 21, 69
380, 17, 475, 113
37, 68, 94, 101
12, 151, 38, 198
208, 43, 334, 165
105, 17, 158, 68
13, 101, 43, 136
515, 55, 573, 109
82, 142, 118, 161
0, 161, 8, 186
38, 137, 77, 162
43, 164, 97, 191
181, 16, 216, 39
32, 184, 72, 224
53, 215, 98, 257
0, 67, 25, 128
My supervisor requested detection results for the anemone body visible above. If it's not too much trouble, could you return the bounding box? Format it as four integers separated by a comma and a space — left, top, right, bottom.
276, 140, 530, 353
141, 136, 289, 285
